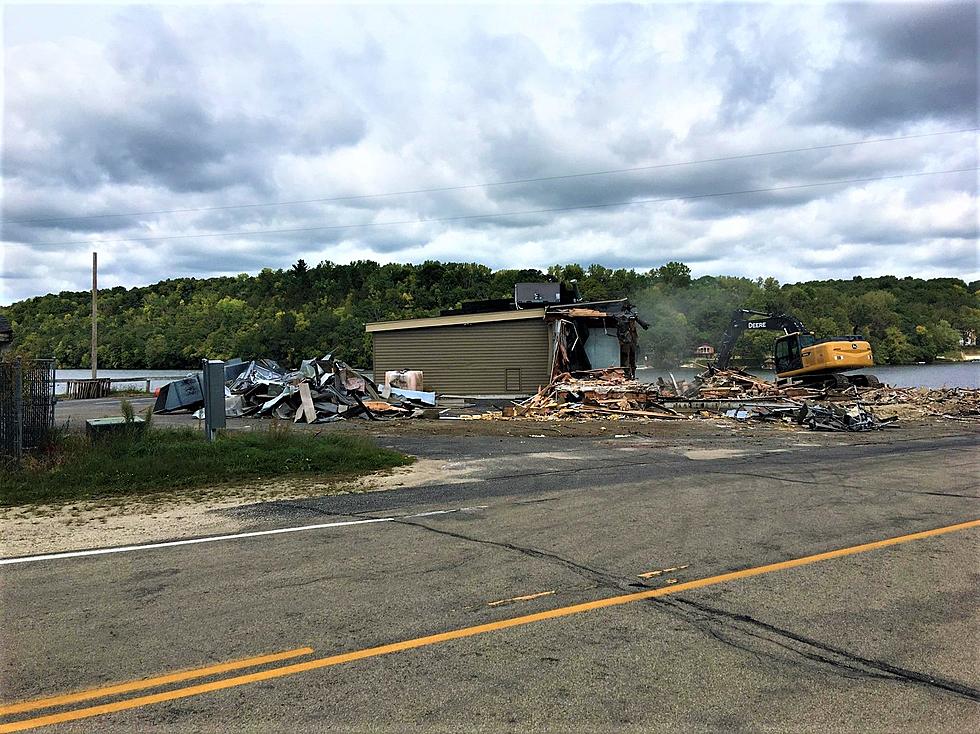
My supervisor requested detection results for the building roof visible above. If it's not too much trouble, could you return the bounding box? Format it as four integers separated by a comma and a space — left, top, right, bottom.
366, 308, 547, 333
365, 298, 631, 334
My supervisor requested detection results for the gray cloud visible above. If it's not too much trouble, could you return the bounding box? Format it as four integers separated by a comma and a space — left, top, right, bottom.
804, 2, 978, 129
2, 3, 977, 304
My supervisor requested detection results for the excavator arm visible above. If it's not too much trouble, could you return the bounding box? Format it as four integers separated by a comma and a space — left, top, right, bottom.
714, 309, 806, 370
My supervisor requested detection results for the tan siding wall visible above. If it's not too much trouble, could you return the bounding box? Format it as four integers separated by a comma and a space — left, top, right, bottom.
372, 320, 551, 394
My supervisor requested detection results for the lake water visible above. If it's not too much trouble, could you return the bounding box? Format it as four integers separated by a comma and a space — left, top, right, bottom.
56, 361, 979, 394
54, 369, 195, 395
636, 361, 979, 389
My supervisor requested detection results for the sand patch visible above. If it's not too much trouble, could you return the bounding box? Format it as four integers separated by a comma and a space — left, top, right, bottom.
683, 448, 750, 461
0, 458, 458, 558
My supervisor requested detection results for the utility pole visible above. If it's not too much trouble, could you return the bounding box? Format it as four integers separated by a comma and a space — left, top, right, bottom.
91, 251, 98, 379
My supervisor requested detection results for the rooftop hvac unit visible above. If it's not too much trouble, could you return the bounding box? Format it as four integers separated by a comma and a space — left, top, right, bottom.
514, 282, 562, 307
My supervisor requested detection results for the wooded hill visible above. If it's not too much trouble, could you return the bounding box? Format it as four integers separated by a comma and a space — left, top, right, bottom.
3, 260, 977, 369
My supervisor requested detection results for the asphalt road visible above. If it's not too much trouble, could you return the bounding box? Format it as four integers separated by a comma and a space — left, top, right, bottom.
2, 429, 978, 732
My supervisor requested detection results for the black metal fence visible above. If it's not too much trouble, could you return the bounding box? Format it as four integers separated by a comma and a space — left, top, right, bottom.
0, 359, 57, 457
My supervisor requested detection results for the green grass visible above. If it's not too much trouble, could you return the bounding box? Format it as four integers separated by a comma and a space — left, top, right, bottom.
0, 424, 413, 507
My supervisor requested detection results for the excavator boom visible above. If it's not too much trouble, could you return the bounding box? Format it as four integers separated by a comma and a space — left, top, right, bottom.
715, 310, 805, 371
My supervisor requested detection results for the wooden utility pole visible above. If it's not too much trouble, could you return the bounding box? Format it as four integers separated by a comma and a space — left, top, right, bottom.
91, 251, 98, 379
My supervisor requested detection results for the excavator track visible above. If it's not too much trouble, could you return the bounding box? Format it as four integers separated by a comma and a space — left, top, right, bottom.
791, 372, 881, 389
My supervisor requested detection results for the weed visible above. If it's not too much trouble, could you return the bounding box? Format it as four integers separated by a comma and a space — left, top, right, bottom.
0, 426, 412, 507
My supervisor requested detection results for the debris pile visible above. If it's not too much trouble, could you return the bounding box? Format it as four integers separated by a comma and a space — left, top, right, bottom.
687, 368, 819, 399
154, 356, 436, 422
497, 366, 979, 432
683, 368, 895, 431
153, 356, 978, 432
506, 368, 684, 421
796, 403, 897, 431
854, 385, 980, 422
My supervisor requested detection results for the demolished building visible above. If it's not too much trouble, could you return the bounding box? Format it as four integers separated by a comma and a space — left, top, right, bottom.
365, 283, 648, 395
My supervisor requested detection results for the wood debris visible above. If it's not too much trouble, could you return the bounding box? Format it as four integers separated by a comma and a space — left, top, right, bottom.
489, 364, 980, 430
508, 368, 685, 421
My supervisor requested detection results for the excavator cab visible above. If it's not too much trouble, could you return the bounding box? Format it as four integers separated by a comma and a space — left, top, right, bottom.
774, 333, 800, 374
774, 331, 876, 386
774, 332, 814, 375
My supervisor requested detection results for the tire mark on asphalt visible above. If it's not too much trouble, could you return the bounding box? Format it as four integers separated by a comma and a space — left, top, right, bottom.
394, 515, 980, 703
390, 518, 625, 592
702, 469, 864, 489
653, 597, 980, 702
708, 469, 979, 500
906, 489, 979, 499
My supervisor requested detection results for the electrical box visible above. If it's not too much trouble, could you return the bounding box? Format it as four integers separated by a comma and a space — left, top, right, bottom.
202, 359, 226, 441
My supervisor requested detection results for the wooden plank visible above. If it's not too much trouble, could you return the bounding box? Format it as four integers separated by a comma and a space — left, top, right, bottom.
299, 382, 317, 423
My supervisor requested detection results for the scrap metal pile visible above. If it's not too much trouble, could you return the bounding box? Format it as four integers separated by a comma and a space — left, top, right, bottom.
154, 356, 436, 422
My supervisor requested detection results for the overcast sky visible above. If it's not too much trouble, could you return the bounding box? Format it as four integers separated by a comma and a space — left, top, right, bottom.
2, 1, 977, 304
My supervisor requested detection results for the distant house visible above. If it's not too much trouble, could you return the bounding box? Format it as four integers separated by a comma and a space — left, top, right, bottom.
694, 343, 715, 357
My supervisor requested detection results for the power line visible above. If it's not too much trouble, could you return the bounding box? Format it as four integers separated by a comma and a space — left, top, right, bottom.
21, 166, 977, 248
4, 127, 976, 226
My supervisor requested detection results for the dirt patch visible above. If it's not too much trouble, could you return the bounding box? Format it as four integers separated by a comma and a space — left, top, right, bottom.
0, 460, 449, 558
684, 449, 750, 461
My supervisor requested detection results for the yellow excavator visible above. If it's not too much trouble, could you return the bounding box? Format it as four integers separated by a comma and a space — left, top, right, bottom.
714, 309, 879, 388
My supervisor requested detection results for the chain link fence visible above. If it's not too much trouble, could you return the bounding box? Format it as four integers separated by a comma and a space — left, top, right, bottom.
0, 359, 57, 457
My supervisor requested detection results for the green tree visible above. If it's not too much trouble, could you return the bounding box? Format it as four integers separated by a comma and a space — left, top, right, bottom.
2, 261, 975, 369
654, 261, 692, 289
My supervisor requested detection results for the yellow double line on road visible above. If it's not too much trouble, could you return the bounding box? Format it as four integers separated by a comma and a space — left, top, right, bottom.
0, 648, 314, 717
0, 648, 315, 731
3, 518, 978, 732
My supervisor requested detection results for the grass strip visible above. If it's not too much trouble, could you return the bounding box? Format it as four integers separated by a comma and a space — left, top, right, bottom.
0, 425, 413, 507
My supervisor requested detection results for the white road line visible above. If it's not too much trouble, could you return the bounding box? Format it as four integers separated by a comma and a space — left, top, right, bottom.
0, 506, 488, 566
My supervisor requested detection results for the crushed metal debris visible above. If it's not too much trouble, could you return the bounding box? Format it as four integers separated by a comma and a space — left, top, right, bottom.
154, 355, 436, 422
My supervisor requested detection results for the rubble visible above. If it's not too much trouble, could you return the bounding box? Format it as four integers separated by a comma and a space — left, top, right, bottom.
154, 355, 436, 422
495, 365, 979, 432
849, 385, 980, 422
676, 368, 900, 431
796, 403, 897, 432
507, 368, 685, 421
153, 356, 978, 432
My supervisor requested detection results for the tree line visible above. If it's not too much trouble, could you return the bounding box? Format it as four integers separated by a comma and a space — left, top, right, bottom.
3, 259, 977, 369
